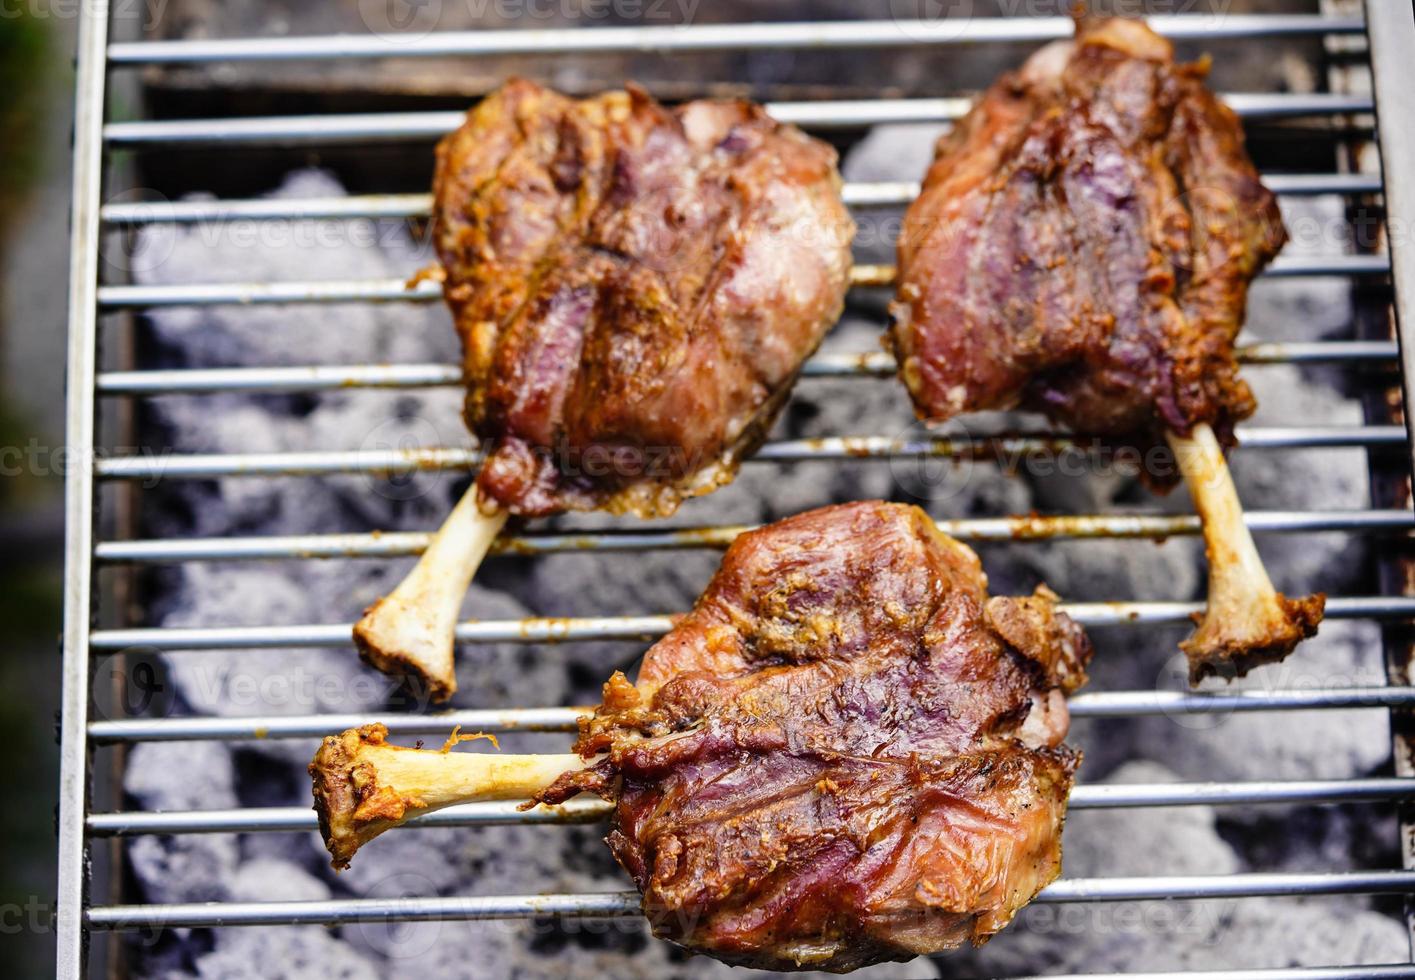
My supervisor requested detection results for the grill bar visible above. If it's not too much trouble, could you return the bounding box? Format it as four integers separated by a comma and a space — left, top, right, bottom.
100, 93, 1375, 149
82, 871, 1415, 929
102, 15, 1366, 65
1369, 0, 1415, 486
55, 3, 108, 975
89, 799, 615, 835
1354, 7, 1415, 956
92, 509, 1415, 565
89, 426, 1412, 481
93, 255, 1387, 311
97, 172, 1386, 225
91, 341, 1402, 396
86, 687, 1415, 744
84, 778, 1415, 837
84, 596, 1415, 653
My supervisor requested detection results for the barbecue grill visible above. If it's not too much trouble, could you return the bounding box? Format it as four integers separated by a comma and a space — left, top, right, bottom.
57, 1, 1415, 977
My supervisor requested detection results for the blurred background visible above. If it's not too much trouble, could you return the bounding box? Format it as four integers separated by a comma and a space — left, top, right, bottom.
2, 7, 75, 977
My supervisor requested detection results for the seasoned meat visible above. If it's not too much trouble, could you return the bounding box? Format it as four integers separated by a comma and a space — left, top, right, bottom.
888, 17, 1285, 452
434, 79, 855, 517
885, 17, 1321, 683
352, 81, 852, 702
535, 501, 1091, 971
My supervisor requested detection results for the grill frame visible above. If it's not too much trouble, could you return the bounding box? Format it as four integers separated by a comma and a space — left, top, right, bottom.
56, 5, 1415, 977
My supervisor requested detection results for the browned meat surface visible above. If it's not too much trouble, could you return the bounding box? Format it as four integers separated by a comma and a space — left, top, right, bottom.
535, 501, 1091, 971
434, 79, 854, 517
886, 17, 1321, 684
888, 17, 1285, 451
349, 81, 851, 702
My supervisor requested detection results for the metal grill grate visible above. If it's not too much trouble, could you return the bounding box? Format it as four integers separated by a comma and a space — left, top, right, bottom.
57, 3, 1415, 977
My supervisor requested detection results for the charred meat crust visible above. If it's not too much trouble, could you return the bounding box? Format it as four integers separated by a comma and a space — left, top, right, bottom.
309, 724, 407, 871
1184, 587, 1325, 684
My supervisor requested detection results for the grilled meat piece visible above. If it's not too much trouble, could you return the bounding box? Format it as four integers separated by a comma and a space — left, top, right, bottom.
535, 501, 1091, 971
315, 503, 1090, 968
889, 17, 1281, 445
353, 80, 853, 702
435, 78, 855, 518
886, 17, 1322, 682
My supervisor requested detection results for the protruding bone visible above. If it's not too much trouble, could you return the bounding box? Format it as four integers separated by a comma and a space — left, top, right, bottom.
353, 485, 508, 701
1166, 423, 1324, 684
309, 724, 593, 869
